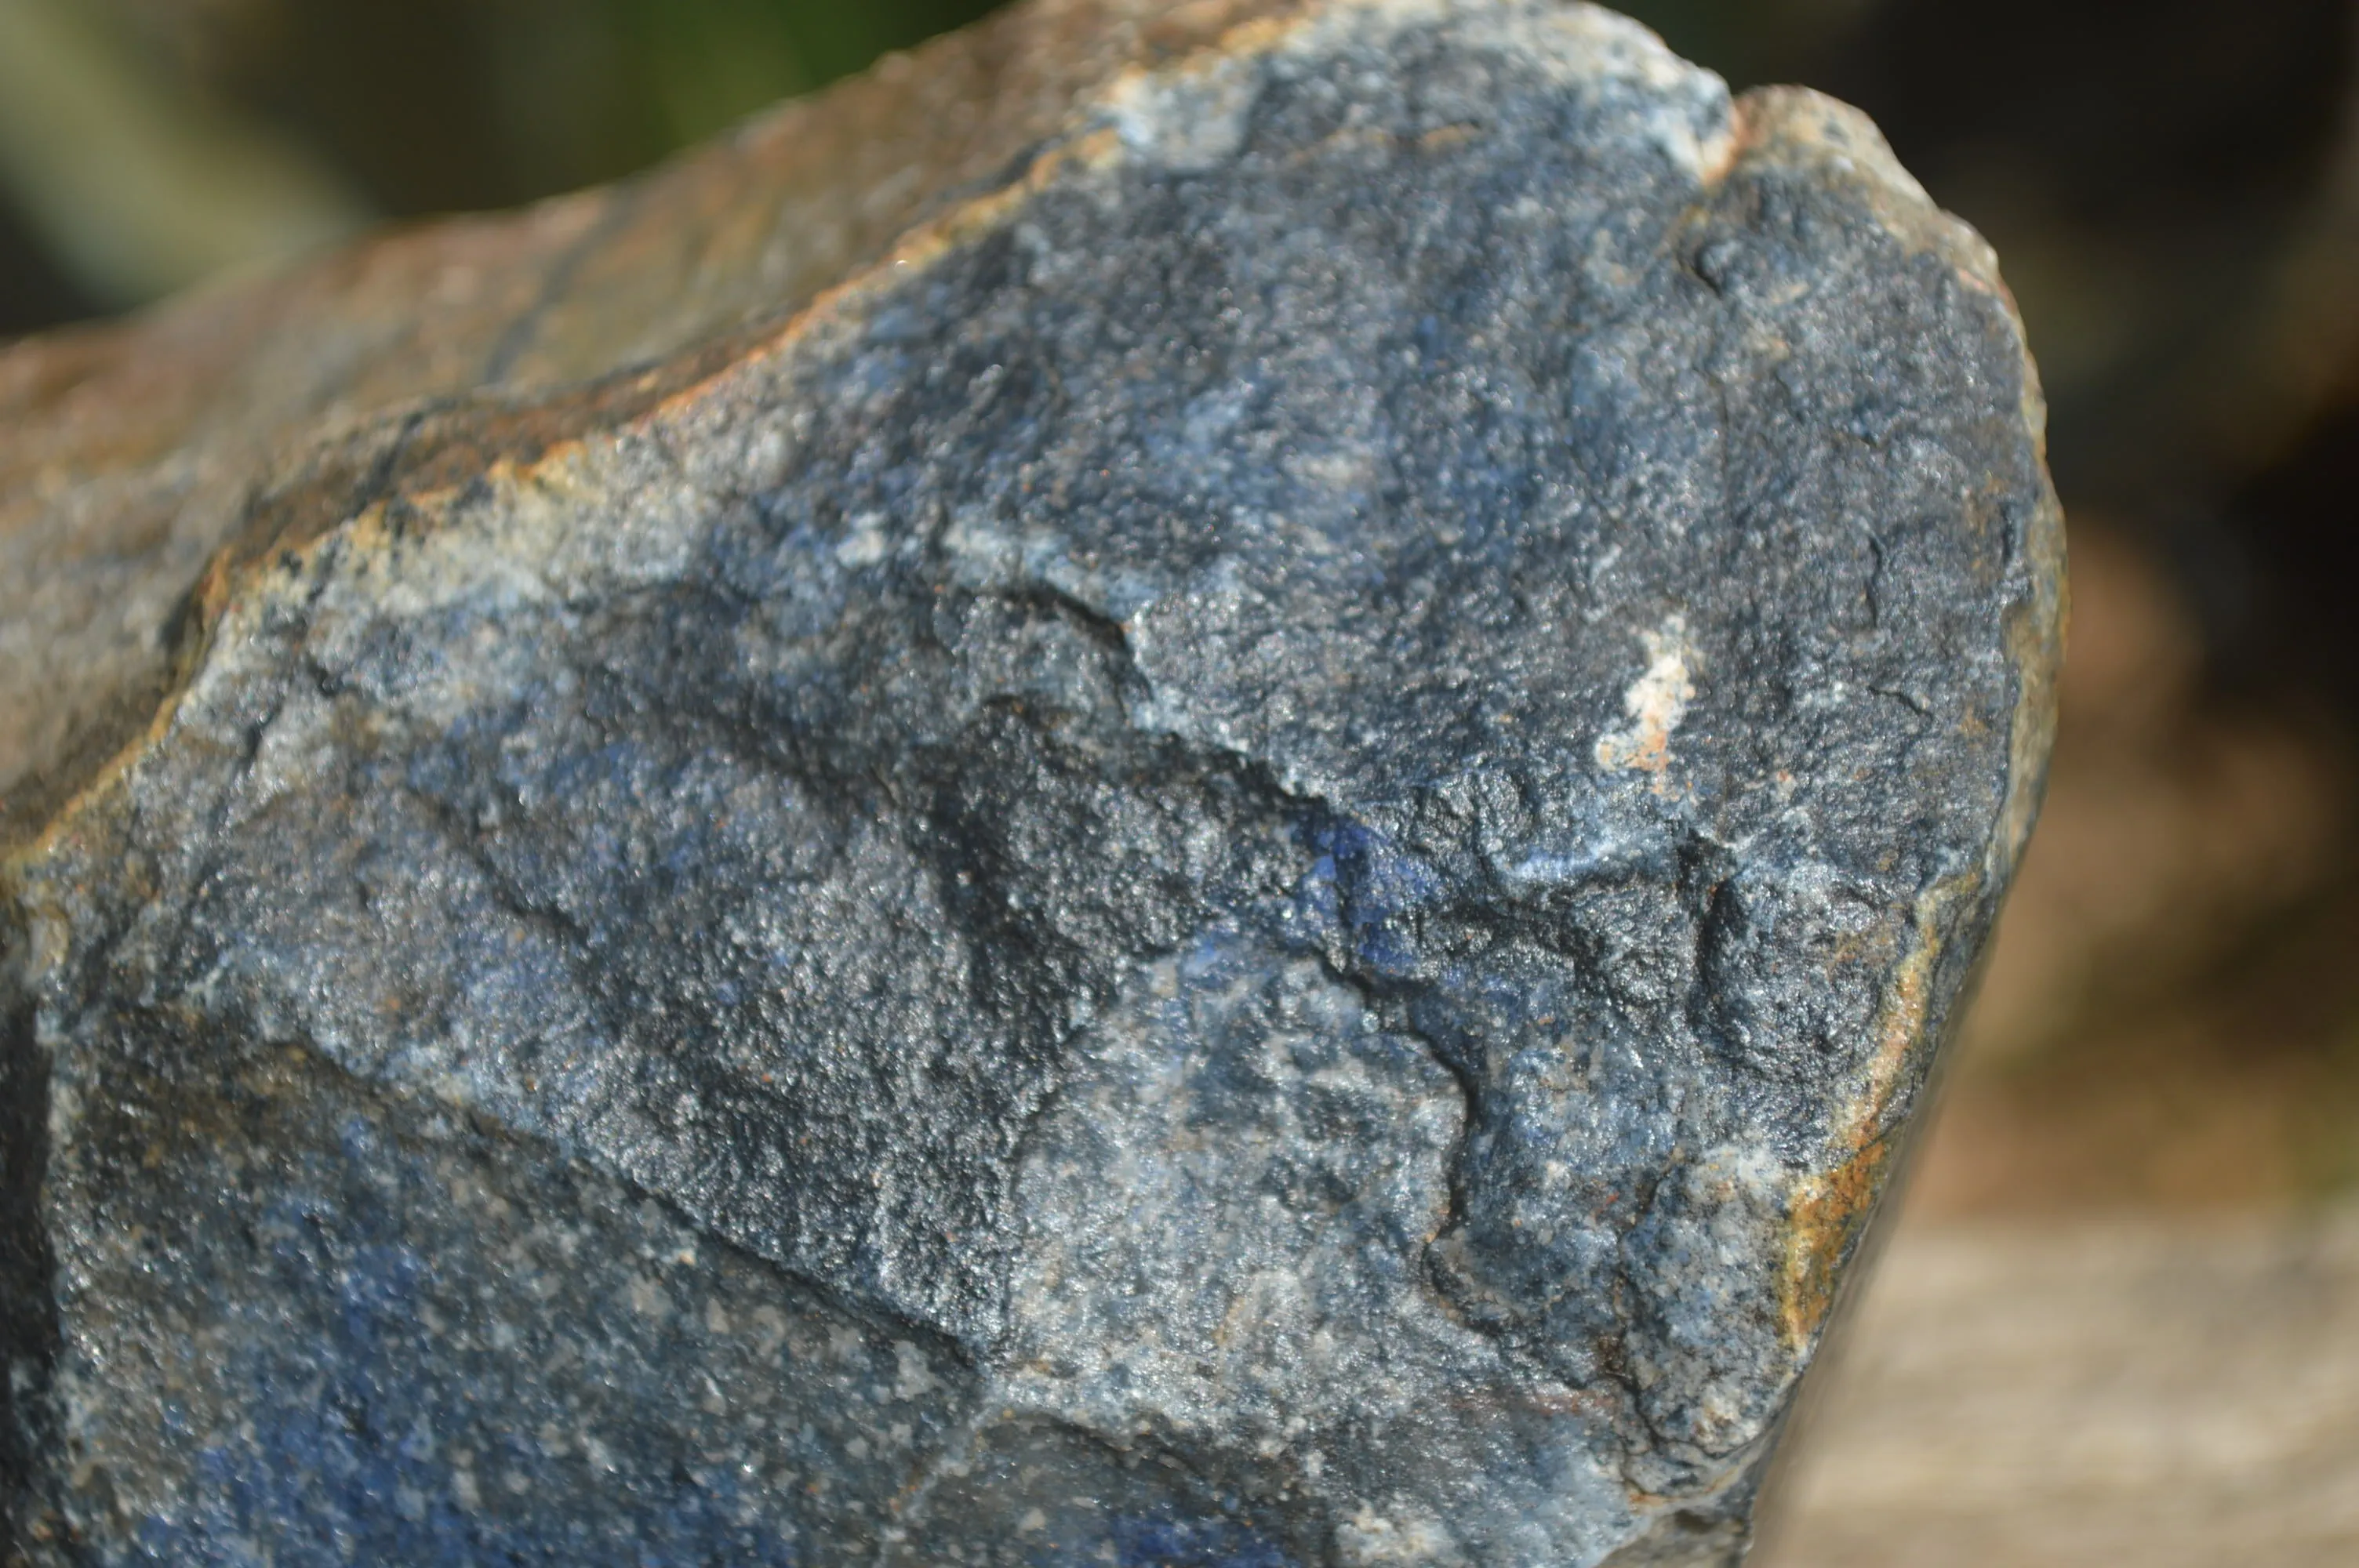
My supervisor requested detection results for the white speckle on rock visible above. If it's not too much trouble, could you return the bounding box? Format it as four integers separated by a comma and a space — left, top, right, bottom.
1594, 613, 1697, 783
892, 1340, 938, 1401
1101, 53, 1264, 172
627, 1273, 671, 1322
1336, 1501, 1463, 1566
836, 511, 890, 568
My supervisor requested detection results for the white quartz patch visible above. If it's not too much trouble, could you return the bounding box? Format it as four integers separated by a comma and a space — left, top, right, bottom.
1594, 612, 1697, 780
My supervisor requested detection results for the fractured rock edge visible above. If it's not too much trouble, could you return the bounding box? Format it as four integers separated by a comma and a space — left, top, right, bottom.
0, 2, 2063, 1563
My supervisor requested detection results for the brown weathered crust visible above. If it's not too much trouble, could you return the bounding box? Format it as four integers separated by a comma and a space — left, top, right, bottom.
0, 0, 1314, 848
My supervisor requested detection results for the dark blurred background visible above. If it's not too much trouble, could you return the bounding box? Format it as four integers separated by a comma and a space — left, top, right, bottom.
3, 2, 2356, 1561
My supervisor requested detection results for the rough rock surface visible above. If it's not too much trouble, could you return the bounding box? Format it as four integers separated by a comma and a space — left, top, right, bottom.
0, 1, 2062, 1563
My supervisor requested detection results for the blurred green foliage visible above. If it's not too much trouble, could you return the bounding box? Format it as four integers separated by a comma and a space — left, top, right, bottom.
171, 0, 1009, 212
200, 0, 1853, 212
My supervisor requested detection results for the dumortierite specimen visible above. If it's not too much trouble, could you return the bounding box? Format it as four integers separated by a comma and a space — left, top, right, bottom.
0, 1, 2061, 1562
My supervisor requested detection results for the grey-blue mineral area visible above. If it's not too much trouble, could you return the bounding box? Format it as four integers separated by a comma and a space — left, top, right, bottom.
0, 1, 2061, 1563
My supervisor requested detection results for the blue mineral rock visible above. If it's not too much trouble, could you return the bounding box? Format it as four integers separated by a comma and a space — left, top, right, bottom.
0, 2, 2060, 1562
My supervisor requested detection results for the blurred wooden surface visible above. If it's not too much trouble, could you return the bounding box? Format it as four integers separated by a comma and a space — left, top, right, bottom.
1756, 1205, 2359, 1566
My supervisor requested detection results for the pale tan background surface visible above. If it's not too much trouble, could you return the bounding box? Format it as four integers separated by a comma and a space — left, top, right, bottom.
1761, 1208, 2359, 1567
